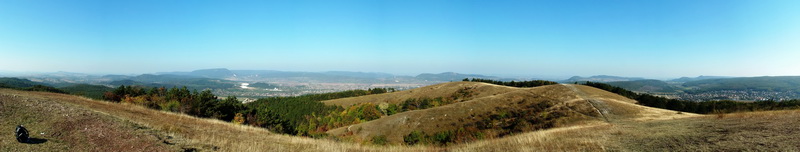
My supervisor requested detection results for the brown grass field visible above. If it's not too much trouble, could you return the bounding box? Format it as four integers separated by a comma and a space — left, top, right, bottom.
2, 82, 800, 151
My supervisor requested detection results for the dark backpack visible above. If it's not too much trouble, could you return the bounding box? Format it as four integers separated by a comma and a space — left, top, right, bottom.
15, 125, 29, 143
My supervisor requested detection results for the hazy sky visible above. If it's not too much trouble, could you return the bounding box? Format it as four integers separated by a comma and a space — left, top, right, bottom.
1, 0, 798, 78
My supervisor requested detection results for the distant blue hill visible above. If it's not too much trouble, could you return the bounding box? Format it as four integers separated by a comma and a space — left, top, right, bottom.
669, 76, 734, 83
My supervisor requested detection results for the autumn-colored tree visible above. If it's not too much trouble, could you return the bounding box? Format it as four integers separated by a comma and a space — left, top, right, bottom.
233, 113, 245, 125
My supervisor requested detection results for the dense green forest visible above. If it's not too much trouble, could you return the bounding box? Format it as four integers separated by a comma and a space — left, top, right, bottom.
582, 81, 800, 114
463, 78, 559, 87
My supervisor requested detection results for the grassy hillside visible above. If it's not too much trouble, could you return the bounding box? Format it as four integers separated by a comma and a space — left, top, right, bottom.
325, 82, 695, 145
0, 89, 176, 151
0, 89, 437, 151
450, 110, 800, 151
3, 82, 799, 151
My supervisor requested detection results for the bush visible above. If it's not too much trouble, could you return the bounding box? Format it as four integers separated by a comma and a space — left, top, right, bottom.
372, 135, 388, 145
385, 104, 399, 115
232, 113, 245, 125
160, 100, 180, 112
431, 130, 454, 145
404, 130, 426, 145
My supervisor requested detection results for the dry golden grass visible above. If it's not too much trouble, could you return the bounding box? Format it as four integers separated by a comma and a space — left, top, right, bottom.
447, 110, 800, 152
450, 121, 616, 152
1, 89, 444, 152
327, 84, 600, 143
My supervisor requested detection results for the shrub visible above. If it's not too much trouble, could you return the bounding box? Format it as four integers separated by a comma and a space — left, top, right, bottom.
160, 100, 180, 112
232, 113, 245, 125
404, 130, 426, 145
385, 104, 400, 115
372, 135, 388, 145
431, 130, 454, 145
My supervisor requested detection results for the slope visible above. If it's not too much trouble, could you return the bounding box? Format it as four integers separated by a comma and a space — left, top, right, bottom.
2, 82, 797, 151
322, 81, 518, 107
0, 89, 438, 151
0, 89, 176, 151
325, 82, 697, 144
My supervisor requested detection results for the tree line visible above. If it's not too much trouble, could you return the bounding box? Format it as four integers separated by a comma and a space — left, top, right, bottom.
582, 81, 800, 114
103, 85, 244, 121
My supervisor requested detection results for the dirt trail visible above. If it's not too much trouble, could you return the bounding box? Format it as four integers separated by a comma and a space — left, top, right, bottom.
561, 84, 611, 122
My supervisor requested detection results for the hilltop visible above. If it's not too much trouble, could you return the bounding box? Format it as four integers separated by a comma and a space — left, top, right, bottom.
3, 82, 800, 151
323, 82, 694, 144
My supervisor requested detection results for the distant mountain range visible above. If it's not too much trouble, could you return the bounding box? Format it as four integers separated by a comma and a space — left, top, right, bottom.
155, 68, 502, 83
5, 68, 800, 101
563, 75, 645, 82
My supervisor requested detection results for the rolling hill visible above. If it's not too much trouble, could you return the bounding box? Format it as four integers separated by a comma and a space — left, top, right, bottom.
323, 82, 694, 144
3, 81, 800, 151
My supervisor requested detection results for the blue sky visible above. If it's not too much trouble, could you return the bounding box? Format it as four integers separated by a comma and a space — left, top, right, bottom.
1, 0, 798, 79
